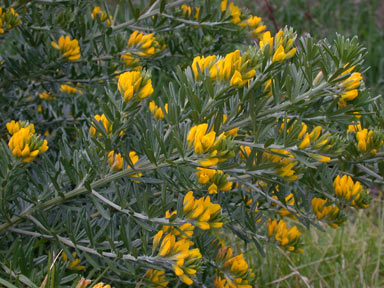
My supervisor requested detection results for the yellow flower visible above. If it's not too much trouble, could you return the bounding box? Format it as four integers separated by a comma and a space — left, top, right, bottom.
62, 252, 85, 271
60, 84, 82, 95
91, 6, 113, 26
267, 219, 302, 252
260, 29, 297, 61
298, 133, 310, 149
312, 197, 344, 228
117, 71, 154, 102
191, 55, 217, 80
192, 50, 256, 88
51, 35, 81, 61
108, 151, 123, 171
144, 269, 169, 288
181, 4, 199, 19
182, 191, 223, 230
0, 8, 21, 34
263, 149, 298, 181
6, 120, 35, 135
120, 52, 141, 68
272, 45, 286, 62
187, 123, 215, 154
196, 167, 233, 194
39, 91, 55, 100
127, 30, 165, 57
155, 233, 202, 285
92, 283, 111, 288
7, 123, 48, 162
90, 114, 112, 137
215, 246, 254, 287
337, 67, 362, 107
149, 101, 168, 119
333, 175, 370, 208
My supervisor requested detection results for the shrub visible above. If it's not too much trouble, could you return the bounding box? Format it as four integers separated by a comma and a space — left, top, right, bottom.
0, 0, 383, 287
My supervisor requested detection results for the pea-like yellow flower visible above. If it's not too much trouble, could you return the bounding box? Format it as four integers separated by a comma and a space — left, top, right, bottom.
62, 252, 85, 271
333, 175, 370, 208
90, 114, 112, 137
127, 30, 165, 57
191, 50, 256, 88
267, 219, 302, 252
60, 84, 82, 95
337, 66, 363, 107
183, 191, 223, 229
6, 120, 35, 135
196, 167, 233, 194
214, 246, 254, 288
38, 91, 55, 100
0, 8, 21, 34
312, 197, 345, 228
91, 6, 113, 26
144, 269, 169, 288
120, 52, 141, 69
260, 29, 297, 62
154, 232, 202, 285
149, 101, 168, 119
108, 151, 123, 171
51, 35, 81, 61
187, 123, 216, 154
181, 4, 200, 19
245, 15, 267, 38
263, 149, 298, 181
92, 282, 111, 288
7, 122, 48, 162
117, 71, 154, 102
221, 1, 242, 24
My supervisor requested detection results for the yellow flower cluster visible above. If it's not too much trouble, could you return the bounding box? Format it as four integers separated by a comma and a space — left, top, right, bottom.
92, 283, 111, 288
243, 15, 267, 38
117, 71, 154, 102
356, 128, 383, 156
214, 246, 254, 288
60, 84, 82, 95
107, 150, 142, 178
312, 197, 344, 228
73, 278, 111, 288
154, 231, 202, 285
162, 210, 195, 240
39, 91, 54, 101
196, 167, 233, 194
267, 219, 302, 252
7, 121, 48, 162
149, 101, 168, 119
51, 35, 81, 61
279, 120, 331, 161
91, 6, 113, 26
181, 4, 200, 19
333, 175, 370, 209
220, 1, 266, 38
259, 28, 297, 63
191, 50, 257, 88
187, 123, 235, 167
90, 114, 112, 137
272, 192, 296, 218
126, 30, 165, 57
263, 149, 298, 181
62, 251, 85, 271
144, 269, 169, 288
220, 0, 241, 24
183, 191, 223, 230
0, 8, 21, 34
338, 66, 362, 107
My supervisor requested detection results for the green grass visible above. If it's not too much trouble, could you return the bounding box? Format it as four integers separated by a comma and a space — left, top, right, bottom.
240, 0, 384, 96
245, 197, 384, 287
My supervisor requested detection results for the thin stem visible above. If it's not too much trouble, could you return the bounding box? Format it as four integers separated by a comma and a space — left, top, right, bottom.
0, 160, 175, 232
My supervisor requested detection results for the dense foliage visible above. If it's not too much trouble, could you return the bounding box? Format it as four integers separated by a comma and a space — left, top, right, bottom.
1, 0, 383, 287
